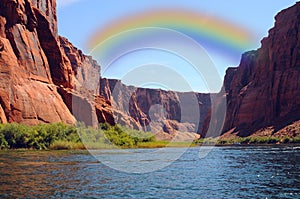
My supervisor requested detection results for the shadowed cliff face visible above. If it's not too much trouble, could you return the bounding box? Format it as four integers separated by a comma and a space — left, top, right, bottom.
99, 78, 211, 138
219, 2, 300, 136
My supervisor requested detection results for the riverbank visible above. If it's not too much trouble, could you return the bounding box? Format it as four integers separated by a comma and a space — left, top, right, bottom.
1, 139, 300, 151
1, 123, 300, 150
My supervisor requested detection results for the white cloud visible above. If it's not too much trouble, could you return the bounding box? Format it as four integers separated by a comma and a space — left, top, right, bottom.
57, 0, 83, 8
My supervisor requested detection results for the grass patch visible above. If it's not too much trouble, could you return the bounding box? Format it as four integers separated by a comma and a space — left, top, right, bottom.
193, 138, 218, 145
49, 140, 85, 150
136, 141, 169, 148
136, 141, 197, 148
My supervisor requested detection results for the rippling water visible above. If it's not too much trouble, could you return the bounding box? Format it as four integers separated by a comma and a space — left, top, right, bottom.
1, 146, 300, 198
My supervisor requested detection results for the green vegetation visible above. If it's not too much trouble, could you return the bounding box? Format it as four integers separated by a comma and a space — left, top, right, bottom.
0, 123, 80, 150
49, 140, 85, 150
78, 123, 156, 149
193, 134, 300, 145
0, 122, 156, 150
1, 122, 299, 150
136, 141, 197, 148
193, 137, 218, 145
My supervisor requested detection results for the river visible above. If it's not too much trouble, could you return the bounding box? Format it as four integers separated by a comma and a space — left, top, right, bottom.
0, 146, 300, 198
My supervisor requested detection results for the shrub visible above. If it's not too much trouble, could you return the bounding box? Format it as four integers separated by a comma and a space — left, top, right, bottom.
97, 123, 155, 147
0, 132, 8, 149
267, 136, 280, 144
193, 138, 205, 145
237, 137, 251, 144
0, 123, 81, 149
292, 134, 300, 143
217, 139, 229, 144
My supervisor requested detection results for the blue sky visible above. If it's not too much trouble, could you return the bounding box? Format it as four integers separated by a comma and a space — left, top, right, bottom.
57, 0, 297, 92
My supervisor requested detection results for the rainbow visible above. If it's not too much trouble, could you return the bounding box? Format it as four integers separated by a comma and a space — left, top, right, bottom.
87, 8, 255, 70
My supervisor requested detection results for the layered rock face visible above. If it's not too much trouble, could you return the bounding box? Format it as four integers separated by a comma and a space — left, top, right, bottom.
0, 0, 115, 127
58, 36, 108, 127
99, 78, 210, 138
220, 2, 300, 136
0, 0, 74, 125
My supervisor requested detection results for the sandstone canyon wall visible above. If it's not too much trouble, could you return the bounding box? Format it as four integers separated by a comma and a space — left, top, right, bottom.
0, 0, 74, 125
99, 78, 211, 137
218, 2, 300, 137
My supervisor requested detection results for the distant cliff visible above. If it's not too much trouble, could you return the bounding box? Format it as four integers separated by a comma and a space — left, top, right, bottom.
99, 78, 210, 139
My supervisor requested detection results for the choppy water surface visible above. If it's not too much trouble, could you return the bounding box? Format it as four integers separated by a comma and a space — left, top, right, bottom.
0, 146, 300, 198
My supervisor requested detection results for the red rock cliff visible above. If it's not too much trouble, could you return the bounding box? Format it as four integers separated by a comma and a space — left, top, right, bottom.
99, 78, 211, 138
0, 0, 116, 127
221, 2, 300, 136
0, 0, 74, 124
